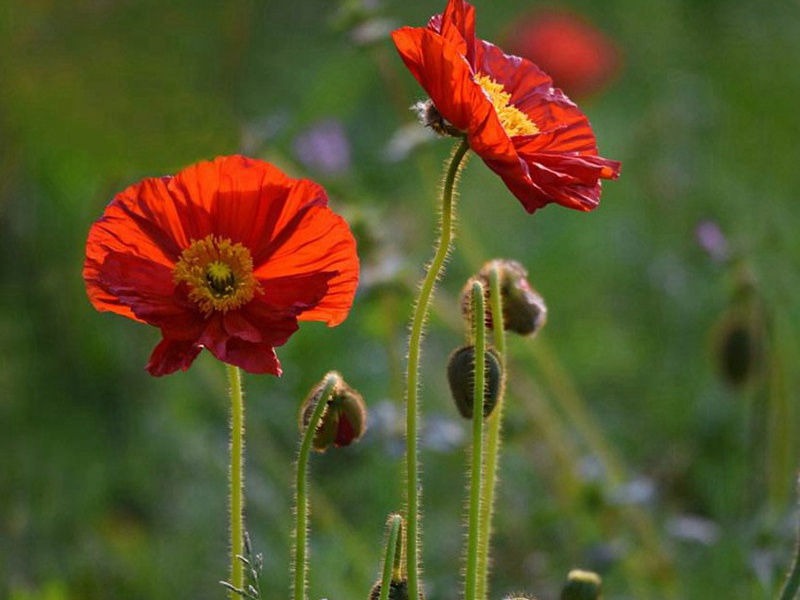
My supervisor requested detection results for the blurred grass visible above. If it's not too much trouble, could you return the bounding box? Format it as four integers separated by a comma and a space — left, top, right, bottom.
1, 0, 800, 599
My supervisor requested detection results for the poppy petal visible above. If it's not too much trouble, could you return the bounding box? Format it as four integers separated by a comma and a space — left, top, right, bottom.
146, 338, 203, 376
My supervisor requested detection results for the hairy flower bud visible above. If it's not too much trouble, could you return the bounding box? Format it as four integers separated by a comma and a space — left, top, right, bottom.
462, 259, 547, 336
446, 345, 504, 419
300, 373, 367, 452
369, 580, 425, 600
560, 569, 602, 600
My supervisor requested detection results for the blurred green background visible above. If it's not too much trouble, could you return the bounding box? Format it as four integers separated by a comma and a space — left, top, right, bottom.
2, 0, 799, 598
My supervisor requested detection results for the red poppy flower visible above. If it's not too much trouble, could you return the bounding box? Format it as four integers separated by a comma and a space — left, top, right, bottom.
84, 155, 359, 377
505, 9, 621, 100
391, 0, 621, 213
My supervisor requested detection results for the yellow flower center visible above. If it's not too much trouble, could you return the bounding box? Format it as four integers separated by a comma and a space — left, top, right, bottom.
173, 235, 260, 315
474, 74, 539, 137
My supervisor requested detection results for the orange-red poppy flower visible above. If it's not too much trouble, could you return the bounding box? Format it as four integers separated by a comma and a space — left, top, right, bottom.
505, 9, 621, 100
391, 0, 621, 213
84, 155, 359, 377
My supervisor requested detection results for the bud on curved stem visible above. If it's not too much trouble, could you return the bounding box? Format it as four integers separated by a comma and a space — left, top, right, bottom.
372, 514, 404, 600
293, 372, 341, 600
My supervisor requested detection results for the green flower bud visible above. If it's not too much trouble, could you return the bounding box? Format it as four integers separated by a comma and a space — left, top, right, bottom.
300, 373, 367, 452
560, 569, 602, 600
462, 259, 547, 336
446, 345, 504, 419
711, 308, 764, 388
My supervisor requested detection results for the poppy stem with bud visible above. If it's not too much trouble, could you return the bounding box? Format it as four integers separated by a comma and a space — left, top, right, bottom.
465, 281, 487, 600
227, 364, 246, 599
405, 137, 470, 600
476, 265, 508, 600
293, 372, 341, 600
376, 514, 404, 600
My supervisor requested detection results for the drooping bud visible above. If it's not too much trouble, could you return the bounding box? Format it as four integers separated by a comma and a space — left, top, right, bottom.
560, 569, 602, 600
446, 345, 504, 419
502, 595, 539, 600
300, 372, 367, 452
461, 259, 547, 336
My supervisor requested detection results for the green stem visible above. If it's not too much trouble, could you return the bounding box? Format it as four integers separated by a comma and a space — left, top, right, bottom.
405, 137, 470, 600
227, 364, 246, 599
378, 515, 403, 600
465, 282, 487, 600
476, 266, 507, 600
779, 478, 800, 600
293, 374, 339, 600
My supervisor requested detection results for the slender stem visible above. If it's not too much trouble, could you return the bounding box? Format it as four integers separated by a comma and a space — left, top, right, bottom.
476, 266, 507, 600
227, 364, 246, 599
378, 515, 403, 600
405, 137, 470, 600
293, 374, 339, 600
779, 478, 800, 600
465, 282, 487, 600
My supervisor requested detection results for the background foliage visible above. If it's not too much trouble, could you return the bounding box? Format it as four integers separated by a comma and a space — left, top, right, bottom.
2, 0, 799, 599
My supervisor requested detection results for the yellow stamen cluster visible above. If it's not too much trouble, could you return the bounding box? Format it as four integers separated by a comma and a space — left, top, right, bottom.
474, 74, 539, 137
173, 235, 260, 315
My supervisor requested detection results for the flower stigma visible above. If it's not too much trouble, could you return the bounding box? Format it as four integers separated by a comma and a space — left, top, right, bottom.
474, 74, 539, 137
173, 235, 261, 315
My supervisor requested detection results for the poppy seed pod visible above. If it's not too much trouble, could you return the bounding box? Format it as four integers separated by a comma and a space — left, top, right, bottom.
446, 345, 504, 419
560, 569, 602, 600
462, 259, 547, 336
300, 373, 367, 452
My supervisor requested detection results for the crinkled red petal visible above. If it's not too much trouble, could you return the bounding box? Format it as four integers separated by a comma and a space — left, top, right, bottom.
94, 251, 205, 339
428, 0, 476, 64
392, 27, 493, 135
146, 338, 203, 377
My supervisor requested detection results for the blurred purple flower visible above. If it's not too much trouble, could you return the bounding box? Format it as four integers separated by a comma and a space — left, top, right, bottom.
292, 119, 351, 177
695, 220, 730, 263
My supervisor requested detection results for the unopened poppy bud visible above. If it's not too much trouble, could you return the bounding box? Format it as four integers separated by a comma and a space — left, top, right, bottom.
369, 580, 424, 600
461, 259, 547, 336
710, 307, 764, 388
560, 569, 602, 600
447, 345, 504, 419
300, 372, 367, 452
503, 595, 539, 600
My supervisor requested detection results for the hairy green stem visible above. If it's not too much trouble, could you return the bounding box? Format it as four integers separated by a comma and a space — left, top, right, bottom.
379, 515, 403, 600
476, 266, 507, 600
227, 364, 246, 599
293, 374, 339, 600
465, 282, 487, 600
405, 138, 470, 600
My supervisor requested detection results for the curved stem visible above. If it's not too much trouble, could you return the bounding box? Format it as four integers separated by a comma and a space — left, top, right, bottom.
293, 374, 339, 600
405, 137, 470, 600
227, 364, 246, 599
378, 515, 403, 600
476, 266, 507, 600
465, 282, 487, 600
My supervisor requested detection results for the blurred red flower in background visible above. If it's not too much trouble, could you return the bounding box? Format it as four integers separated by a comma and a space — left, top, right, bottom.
392, 0, 620, 214
84, 156, 359, 376
505, 8, 621, 99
